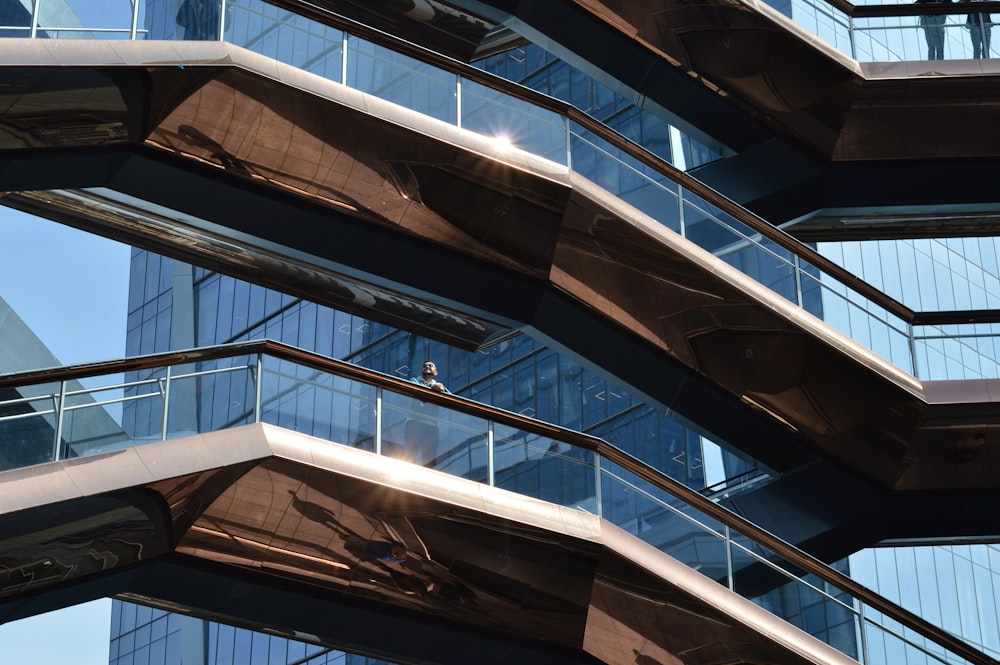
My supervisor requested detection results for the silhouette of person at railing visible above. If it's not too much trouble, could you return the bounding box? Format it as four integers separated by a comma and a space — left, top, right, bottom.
967, 0, 993, 57
175, 0, 223, 40
917, 0, 951, 60
405, 360, 448, 465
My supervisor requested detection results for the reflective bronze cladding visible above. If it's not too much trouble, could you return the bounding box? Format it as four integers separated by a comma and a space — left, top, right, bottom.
1, 39, 999, 509
0, 425, 864, 665
439, 0, 1000, 160
413, 0, 1000, 228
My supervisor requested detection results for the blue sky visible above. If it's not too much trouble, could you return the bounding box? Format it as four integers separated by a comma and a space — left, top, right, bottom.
0, 205, 131, 664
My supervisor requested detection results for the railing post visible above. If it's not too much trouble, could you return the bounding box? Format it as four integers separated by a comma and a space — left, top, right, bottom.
341, 31, 349, 84
857, 602, 869, 664
456, 77, 463, 129
678, 189, 686, 239
254, 353, 263, 423
375, 387, 383, 455
218, 0, 228, 39
564, 115, 572, 169
594, 454, 603, 518
849, 16, 857, 60
161, 365, 172, 441
487, 421, 495, 486
793, 254, 804, 308
724, 524, 735, 591
29, 0, 39, 38
52, 381, 66, 461
130, 0, 140, 40
908, 322, 919, 379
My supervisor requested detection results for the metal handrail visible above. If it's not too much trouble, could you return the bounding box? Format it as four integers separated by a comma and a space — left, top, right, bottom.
265, 1, 922, 328
0, 339, 994, 665
7, 2, 995, 329
262, 0, 1000, 330
850, 1, 1000, 19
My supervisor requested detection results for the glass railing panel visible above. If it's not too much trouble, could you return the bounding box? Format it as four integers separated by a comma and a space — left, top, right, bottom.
751, 574, 864, 659
296, 370, 378, 452
600, 461, 731, 581
727, 527, 804, 581
807, 270, 917, 373
461, 79, 568, 165
852, 16, 915, 61
348, 38, 457, 124
431, 408, 489, 481
259, 355, 377, 453
493, 424, 597, 511
61, 383, 130, 458
227, 1, 344, 80
682, 189, 768, 257
789, 0, 855, 56
569, 127, 683, 233
378, 389, 487, 476
913, 322, 1000, 380
852, 15, 993, 62
0, 5, 30, 37
171, 361, 255, 437
597, 459, 932, 665
0, 388, 60, 469
862, 612, 976, 665
729, 530, 870, 660
121, 369, 167, 443
379, 389, 413, 459
28, 0, 136, 40
260, 356, 305, 431
717, 239, 801, 304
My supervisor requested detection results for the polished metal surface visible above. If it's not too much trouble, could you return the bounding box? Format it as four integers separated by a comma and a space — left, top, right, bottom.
1, 39, 998, 508
0, 337, 993, 617
453, 0, 1000, 161
0, 343, 994, 664
0, 424, 863, 665
569, 0, 862, 157
843, 60, 1000, 160
406, 0, 1000, 225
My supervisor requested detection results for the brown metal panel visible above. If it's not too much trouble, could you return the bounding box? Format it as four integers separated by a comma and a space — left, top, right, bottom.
1, 39, 998, 498
0, 425, 865, 665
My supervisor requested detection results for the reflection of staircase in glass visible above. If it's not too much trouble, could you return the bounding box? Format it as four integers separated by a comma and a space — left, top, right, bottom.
0, 339, 991, 665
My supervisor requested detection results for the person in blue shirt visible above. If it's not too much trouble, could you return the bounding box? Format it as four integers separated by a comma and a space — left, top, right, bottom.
411, 360, 449, 393
404, 361, 449, 464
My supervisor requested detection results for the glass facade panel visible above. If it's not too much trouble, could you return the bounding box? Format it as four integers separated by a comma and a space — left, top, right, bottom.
849, 545, 1000, 661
